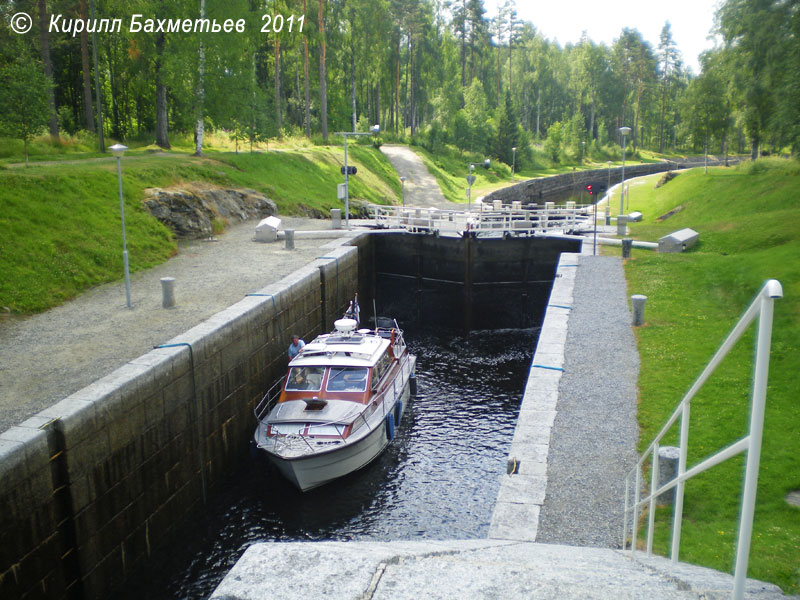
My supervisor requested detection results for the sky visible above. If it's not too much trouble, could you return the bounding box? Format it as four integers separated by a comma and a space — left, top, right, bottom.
482, 0, 722, 74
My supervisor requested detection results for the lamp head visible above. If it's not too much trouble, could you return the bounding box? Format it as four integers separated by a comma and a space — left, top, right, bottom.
619, 126, 631, 137
370, 124, 380, 135
110, 143, 128, 158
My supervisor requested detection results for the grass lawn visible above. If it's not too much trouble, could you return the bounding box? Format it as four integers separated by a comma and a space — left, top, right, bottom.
621, 159, 800, 593
0, 143, 398, 314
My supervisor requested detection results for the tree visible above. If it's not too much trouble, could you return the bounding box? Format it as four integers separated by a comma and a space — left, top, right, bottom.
0, 57, 52, 166
657, 22, 681, 152
494, 91, 519, 165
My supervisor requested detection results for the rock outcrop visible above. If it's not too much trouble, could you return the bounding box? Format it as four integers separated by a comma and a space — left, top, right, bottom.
143, 184, 278, 238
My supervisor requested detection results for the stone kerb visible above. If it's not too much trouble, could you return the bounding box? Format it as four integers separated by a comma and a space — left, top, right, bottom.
489, 252, 579, 542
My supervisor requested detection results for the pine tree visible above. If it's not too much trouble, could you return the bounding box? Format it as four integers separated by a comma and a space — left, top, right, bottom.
494, 91, 519, 165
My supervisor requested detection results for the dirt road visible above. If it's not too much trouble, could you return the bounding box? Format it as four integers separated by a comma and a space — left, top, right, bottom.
379, 145, 453, 208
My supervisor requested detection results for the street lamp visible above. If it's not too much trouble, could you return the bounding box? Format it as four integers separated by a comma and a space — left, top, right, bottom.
619, 126, 631, 218
110, 143, 132, 308
581, 140, 586, 164
466, 163, 476, 212
338, 124, 380, 229
400, 176, 406, 207
511, 147, 516, 180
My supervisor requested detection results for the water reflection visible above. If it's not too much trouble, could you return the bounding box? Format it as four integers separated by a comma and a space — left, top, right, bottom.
117, 328, 537, 599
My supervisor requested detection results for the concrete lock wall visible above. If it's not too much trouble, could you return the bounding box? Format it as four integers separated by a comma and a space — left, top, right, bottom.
0, 246, 359, 600
484, 163, 680, 206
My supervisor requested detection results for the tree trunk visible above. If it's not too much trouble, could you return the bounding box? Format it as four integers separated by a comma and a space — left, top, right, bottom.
275, 38, 282, 135
351, 27, 357, 131
38, 0, 59, 139
79, 0, 95, 132
155, 33, 170, 149
194, 0, 206, 155
88, 0, 104, 150
303, 0, 310, 138
460, 0, 466, 87
318, 0, 328, 142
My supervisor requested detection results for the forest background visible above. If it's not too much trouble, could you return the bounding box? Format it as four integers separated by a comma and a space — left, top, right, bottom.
0, 0, 798, 167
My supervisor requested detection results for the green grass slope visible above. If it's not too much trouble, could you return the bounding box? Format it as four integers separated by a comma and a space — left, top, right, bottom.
0, 145, 398, 314
622, 159, 800, 593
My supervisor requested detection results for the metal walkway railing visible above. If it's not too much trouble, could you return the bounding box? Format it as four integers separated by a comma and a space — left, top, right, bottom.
622, 279, 783, 600
369, 201, 599, 237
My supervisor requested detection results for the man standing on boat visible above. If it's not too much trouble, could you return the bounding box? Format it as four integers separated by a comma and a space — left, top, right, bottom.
288, 335, 305, 360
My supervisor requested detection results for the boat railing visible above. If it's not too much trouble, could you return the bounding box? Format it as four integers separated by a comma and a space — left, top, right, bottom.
254, 376, 286, 422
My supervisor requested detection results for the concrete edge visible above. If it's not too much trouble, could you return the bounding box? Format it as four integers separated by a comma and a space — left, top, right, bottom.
488, 251, 581, 542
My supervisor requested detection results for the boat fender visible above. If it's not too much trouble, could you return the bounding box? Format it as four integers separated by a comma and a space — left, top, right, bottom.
385, 412, 395, 441
409, 372, 417, 396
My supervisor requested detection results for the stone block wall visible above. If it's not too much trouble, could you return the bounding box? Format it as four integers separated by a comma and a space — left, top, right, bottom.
484, 162, 679, 206
0, 247, 359, 600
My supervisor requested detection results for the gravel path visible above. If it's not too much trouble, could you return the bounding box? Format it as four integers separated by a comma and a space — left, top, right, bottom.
536, 255, 640, 548
379, 145, 453, 208
0, 217, 352, 434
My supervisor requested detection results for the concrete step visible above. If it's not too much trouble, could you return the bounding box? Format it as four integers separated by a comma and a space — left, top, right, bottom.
209, 539, 788, 600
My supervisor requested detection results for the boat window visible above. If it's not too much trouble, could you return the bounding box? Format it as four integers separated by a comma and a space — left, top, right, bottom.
326, 367, 369, 392
371, 353, 392, 389
285, 367, 325, 392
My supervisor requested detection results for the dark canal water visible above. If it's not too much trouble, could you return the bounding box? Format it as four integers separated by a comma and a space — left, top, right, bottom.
117, 328, 537, 599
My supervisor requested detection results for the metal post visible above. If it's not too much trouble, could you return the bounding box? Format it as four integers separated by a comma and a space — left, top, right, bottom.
647, 443, 660, 557
400, 176, 406, 207
284, 229, 295, 250
606, 161, 612, 225
671, 401, 690, 562
623, 477, 630, 548
631, 294, 647, 325
632, 465, 642, 555
619, 127, 631, 217
593, 198, 597, 256
116, 156, 132, 309
343, 134, 350, 229
732, 289, 779, 599
512, 147, 516, 180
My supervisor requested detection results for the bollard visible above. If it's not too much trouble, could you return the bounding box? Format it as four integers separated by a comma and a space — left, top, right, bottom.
160, 277, 176, 309
331, 209, 342, 229
657, 446, 680, 504
631, 293, 647, 326
284, 229, 295, 250
617, 214, 628, 236
621, 238, 633, 259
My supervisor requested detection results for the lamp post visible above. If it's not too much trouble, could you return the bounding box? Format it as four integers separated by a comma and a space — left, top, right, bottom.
581, 140, 586, 164
338, 125, 380, 229
511, 147, 516, 180
606, 160, 612, 225
110, 143, 131, 308
466, 163, 476, 212
619, 126, 631, 218
400, 176, 406, 207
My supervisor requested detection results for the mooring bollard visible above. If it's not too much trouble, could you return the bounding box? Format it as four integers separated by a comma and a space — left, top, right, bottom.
617, 214, 628, 236
657, 446, 680, 504
284, 229, 295, 250
330, 209, 342, 230
631, 294, 647, 326
622, 238, 633, 259
161, 277, 176, 309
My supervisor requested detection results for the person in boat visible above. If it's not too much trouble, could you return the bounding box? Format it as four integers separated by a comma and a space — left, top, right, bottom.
288, 335, 305, 360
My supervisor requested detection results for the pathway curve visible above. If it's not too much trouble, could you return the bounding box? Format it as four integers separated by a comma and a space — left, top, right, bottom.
379, 145, 453, 208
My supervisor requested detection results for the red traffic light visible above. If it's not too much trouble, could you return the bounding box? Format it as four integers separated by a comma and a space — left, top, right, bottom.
585, 184, 594, 195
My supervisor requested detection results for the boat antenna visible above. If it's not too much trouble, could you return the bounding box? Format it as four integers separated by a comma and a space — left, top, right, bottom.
373, 298, 378, 333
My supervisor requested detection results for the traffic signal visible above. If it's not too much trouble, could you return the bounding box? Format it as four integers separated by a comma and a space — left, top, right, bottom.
340, 166, 357, 175
585, 184, 595, 195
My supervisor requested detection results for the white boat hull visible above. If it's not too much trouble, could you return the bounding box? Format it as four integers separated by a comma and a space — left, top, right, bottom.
265, 383, 410, 491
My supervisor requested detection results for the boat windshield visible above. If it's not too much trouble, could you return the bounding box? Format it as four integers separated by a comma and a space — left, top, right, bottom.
285, 367, 324, 392
326, 367, 369, 392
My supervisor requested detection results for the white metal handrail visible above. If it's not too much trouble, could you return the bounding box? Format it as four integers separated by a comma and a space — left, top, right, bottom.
622, 279, 783, 600
369, 202, 596, 237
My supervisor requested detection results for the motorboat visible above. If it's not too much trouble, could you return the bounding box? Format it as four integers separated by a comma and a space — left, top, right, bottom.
253, 299, 417, 491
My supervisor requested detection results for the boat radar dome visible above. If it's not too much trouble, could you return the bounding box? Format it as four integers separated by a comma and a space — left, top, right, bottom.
334, 318, 358, 334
